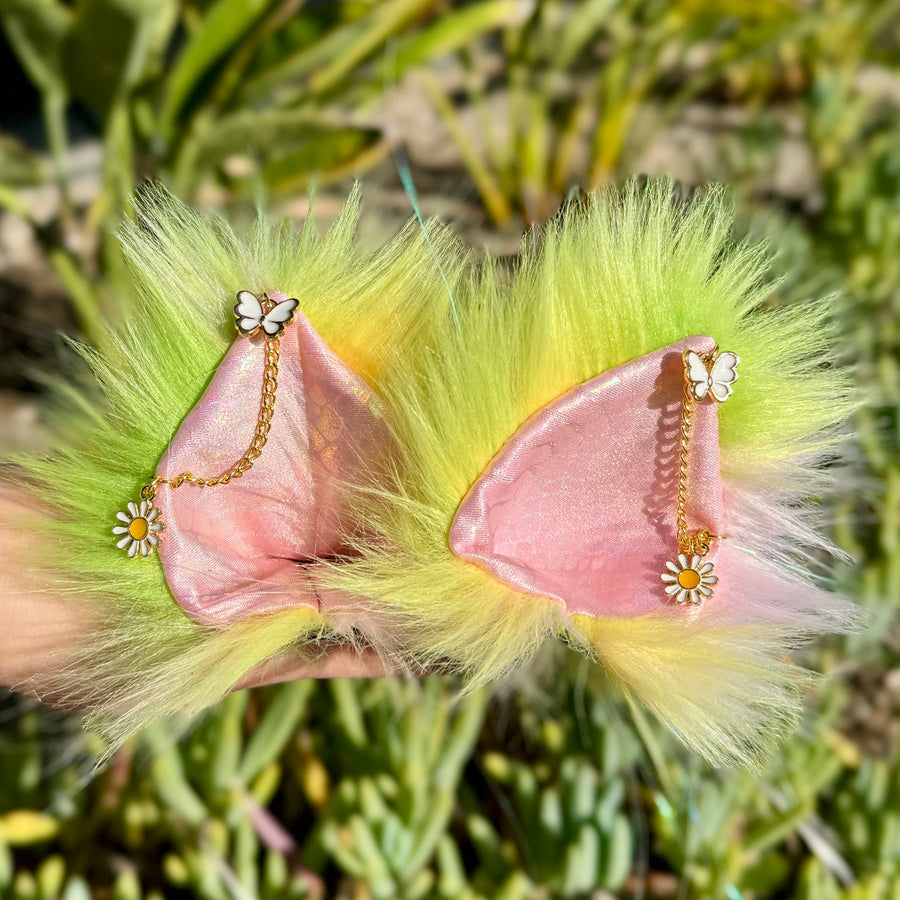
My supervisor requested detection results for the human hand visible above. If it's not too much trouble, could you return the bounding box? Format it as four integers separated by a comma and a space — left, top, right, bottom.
0, 485, 390, 698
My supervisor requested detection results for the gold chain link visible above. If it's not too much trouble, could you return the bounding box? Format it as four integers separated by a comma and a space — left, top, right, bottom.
141, 322, 282, 503
675, 349, 725, 557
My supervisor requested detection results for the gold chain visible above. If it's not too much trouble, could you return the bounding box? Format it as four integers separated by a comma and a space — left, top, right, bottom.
141, 325, 282, 503
675, 349, 724, 557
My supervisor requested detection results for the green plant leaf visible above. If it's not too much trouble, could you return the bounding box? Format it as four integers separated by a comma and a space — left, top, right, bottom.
603, 814, 633, 889
193, 107, 349, 162
560, 823, 600, 897
387, 0, 529, 80
307, 0, 439, 96
62, 0, 178, 119
160, 0, 272, 136
238, 681, 313, 784
0, 0, 72, 95
0, 835, 12, 891
0, 135, 44, 188
260, 125, 389, 192
0, 0, 72, 190
238, 11, 371, 104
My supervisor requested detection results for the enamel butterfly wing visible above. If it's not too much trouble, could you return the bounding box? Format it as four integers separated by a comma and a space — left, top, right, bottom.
234, 290, 300, 337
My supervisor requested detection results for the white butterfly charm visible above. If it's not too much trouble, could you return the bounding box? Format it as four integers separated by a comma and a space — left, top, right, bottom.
234, 290, 300, 338
683, 348, 740, 402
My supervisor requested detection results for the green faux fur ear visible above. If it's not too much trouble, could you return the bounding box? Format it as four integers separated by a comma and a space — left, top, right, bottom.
318, 178, 856, 765
10, 185, 463, 747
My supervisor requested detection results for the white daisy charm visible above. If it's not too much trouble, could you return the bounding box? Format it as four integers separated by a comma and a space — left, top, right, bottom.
661, 553, 718, 605
113, 500, 164, 557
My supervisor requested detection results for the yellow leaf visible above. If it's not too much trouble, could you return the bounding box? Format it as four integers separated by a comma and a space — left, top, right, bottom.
0, 811, 60, 846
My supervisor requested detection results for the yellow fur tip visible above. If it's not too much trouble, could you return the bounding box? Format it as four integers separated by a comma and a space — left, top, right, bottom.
68, 605, 327, 757
568, 613, 809, 767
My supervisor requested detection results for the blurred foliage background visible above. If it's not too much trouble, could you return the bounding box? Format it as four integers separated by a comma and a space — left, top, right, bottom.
1, 0, 899, 897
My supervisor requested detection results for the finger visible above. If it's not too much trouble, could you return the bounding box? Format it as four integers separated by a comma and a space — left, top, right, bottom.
0, 484, 90, 690
234, 645, 393, 690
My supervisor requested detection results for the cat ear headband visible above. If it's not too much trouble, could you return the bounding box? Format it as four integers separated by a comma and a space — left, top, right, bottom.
13, 180, 856, 764
124, 303, 734, 612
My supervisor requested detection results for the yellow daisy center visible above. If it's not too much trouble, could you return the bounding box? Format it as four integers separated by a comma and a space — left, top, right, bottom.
129, 517, 149, 541
677, 568, 701, 590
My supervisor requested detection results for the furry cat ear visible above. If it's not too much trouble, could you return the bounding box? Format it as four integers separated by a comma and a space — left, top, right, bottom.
449, 336, 725, 619
9, 186, 458, 751
151, 296, 390, 627
321, 178, 858, 767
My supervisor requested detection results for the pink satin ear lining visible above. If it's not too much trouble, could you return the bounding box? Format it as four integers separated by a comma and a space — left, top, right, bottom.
155, 292, 389, 626
449, 337, 726, 618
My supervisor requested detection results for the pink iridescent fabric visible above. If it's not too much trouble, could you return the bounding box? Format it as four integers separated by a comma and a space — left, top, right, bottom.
449, 336, 726, 618
156, 292, 387, 626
